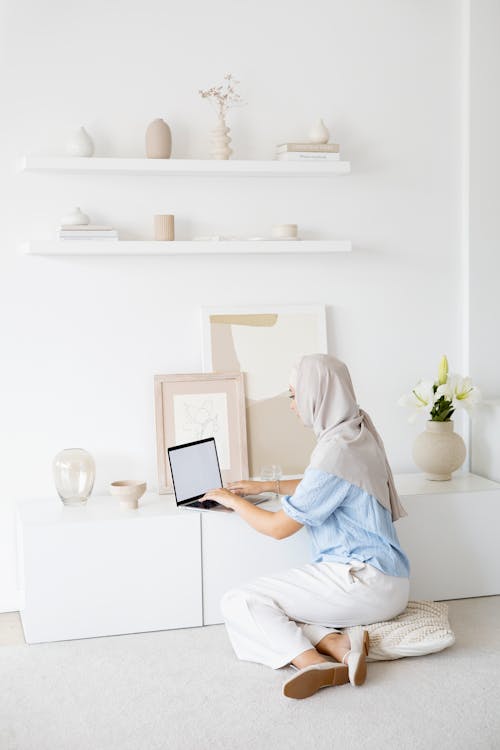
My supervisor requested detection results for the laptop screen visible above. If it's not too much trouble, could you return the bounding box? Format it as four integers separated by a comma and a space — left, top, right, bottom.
168, 438, 223, 504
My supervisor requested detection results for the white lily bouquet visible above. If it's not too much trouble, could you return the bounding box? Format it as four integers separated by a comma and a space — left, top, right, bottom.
398, 355, 481, 423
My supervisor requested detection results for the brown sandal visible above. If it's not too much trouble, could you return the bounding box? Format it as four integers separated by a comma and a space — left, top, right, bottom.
282, 662, 349, 699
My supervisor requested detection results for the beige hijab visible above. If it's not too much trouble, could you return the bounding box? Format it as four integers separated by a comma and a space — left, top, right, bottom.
291, 354, 406, 522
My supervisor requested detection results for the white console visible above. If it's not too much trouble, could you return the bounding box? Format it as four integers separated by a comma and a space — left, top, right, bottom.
16, 473, 500, 643
17, 496, 203, 643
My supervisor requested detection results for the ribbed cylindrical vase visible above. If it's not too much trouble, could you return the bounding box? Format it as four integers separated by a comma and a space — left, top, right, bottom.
412, 421, 466, 480
154, 214, 175, 241
53, 448, 96, 505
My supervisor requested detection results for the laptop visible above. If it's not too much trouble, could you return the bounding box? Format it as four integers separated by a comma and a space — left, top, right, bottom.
167, 437, 271, 513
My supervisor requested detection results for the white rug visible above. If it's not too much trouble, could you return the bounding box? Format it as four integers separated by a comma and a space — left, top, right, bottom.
1, 597, 499, 750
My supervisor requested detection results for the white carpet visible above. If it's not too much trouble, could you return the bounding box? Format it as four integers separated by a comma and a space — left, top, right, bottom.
1, 597, 499, 750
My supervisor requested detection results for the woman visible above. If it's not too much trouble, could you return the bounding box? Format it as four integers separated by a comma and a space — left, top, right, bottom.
202, 354, 410, 700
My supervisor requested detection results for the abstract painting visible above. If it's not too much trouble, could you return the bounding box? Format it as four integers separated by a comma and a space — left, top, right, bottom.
201, 305, 327, 476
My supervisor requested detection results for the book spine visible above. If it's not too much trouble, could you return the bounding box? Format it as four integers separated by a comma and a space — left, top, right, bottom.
276, 152, 341, 161
58, 233, 119, 239
60, 225, 114, 231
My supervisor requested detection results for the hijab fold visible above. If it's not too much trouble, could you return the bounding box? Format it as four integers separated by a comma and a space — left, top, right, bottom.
294, 354, 406, 522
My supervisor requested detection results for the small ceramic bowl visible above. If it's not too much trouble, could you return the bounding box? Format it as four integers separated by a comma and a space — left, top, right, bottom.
110, 480, 147, 510
272, 223, 298, 239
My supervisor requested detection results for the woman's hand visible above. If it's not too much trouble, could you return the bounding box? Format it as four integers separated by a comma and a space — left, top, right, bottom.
227, 480, 271, 496
201, 488, 241, 510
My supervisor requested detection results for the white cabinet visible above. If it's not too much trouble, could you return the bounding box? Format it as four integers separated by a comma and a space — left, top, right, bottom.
16, 473, 500, 643
394, 473, 500, 601
17, 495, 202, 644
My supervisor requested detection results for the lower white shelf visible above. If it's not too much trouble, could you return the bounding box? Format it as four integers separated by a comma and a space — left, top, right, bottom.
22, 240, 352, 256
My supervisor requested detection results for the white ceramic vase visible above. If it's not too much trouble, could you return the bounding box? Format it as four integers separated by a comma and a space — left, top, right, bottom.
210, 116, 232, 159
61, 207, 90, 226
66, 126, 94, 157
308, 118, 330, 144
145, 118, 172, 158
412, 420, 466, 480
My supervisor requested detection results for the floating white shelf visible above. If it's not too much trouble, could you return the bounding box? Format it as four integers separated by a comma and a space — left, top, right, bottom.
20, 156, 351, 177
22, 240, 352, 256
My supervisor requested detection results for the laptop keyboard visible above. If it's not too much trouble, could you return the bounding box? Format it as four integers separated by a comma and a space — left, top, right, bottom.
188, 499, 220, 509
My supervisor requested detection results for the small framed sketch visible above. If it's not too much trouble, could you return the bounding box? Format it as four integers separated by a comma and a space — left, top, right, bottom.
154, 372, 249, 494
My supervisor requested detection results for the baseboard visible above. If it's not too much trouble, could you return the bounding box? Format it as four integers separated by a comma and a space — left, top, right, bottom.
0, 589, 21, 614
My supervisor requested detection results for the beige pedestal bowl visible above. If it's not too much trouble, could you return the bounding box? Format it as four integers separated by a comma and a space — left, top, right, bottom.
110, 480, 147, 509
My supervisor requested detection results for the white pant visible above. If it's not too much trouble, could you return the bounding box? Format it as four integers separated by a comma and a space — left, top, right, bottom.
221, 561, 410, 669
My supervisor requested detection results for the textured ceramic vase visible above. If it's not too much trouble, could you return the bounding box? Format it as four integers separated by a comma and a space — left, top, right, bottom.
53, 448, 96, 506
412, 421, 466, 480
210, 116, 232, 159
66, 126, 94, 157
145, 118, 172, 158
61, 207, 90, 226
308, 118, 330, 144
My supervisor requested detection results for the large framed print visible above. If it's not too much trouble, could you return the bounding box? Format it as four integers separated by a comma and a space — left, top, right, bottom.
154, 372, 248, 494
201, 305, 327, 477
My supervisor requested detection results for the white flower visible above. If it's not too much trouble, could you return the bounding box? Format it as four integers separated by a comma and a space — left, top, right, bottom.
441, 374, 481, 412
398, 380, 435, 423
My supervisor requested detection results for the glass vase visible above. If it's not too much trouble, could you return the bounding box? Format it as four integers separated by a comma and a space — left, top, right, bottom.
53, 448, 95, 506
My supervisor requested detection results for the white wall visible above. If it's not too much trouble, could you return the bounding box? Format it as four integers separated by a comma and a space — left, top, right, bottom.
468, 0, 500, 479
0, 0, 463, 610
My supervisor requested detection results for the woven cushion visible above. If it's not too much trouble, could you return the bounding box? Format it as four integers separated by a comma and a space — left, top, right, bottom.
345, 600, 455, 661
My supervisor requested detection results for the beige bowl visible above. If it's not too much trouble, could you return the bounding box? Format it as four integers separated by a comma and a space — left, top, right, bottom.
110, 480, 147, 509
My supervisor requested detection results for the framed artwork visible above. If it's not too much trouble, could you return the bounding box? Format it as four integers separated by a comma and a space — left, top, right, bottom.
154, 371, 248, 494
201, 305, 327, 477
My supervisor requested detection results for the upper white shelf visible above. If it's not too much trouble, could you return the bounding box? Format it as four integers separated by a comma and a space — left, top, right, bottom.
20, 156, 351, 177
22, 240, 352, 256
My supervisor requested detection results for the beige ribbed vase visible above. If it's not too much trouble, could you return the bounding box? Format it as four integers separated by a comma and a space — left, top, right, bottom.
154, 214, 175, 241
412, 420, 466, 480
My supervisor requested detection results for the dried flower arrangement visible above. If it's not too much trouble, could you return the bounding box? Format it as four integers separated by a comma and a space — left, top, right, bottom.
199, 73, 244, 119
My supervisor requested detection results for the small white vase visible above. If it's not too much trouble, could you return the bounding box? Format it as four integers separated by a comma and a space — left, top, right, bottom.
61, 207, 90, 226
412, 420, 466, 480
145, 118, 172, 158
66, 126, 94, 157
308, 118, 330, 144
210, 116, 232, 159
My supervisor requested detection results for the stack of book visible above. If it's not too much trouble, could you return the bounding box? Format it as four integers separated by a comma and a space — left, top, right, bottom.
58, 225, 119, 241
276, 143, 340, 161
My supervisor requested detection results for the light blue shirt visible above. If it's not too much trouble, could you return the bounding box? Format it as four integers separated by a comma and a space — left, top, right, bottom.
282, 468, 410, 578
